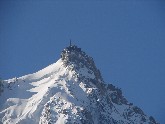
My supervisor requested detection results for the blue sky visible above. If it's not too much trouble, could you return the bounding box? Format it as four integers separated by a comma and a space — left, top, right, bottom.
0, 0, 165, 123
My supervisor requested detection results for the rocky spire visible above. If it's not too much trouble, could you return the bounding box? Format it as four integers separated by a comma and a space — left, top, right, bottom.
61, 45, 103, 82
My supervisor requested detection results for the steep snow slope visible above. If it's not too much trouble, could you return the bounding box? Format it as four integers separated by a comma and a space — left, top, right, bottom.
0, 45, 158, 124
0, 59, 66, 123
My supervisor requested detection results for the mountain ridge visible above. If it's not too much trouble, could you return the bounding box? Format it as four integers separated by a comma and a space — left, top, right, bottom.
0, 45, 158, 124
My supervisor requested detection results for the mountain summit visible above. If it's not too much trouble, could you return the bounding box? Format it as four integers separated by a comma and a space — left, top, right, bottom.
0, 45, 158, 124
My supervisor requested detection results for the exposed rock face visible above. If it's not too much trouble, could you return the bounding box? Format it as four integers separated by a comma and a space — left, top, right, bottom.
59, 45, 158, 124
61, 45, 103, 81
0, 45, 159, 124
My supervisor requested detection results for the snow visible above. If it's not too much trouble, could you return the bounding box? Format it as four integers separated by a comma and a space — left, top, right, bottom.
0, 59, 66, 123
0, 58, 90, 123
0, 56, 158, 124
78, 67, 95, 79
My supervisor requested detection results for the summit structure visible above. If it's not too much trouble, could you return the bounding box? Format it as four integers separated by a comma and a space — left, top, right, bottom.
0, 45, 158, 124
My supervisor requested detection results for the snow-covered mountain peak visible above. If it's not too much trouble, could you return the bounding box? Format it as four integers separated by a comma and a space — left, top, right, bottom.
61, 45, 103, 83
0, 45, 159, 124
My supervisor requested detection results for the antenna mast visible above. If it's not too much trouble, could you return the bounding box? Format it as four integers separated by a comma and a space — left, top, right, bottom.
70, 39, 72, 46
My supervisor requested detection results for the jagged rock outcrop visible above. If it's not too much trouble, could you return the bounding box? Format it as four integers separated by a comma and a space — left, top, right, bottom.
59, 45, 158, 124
0, 45, 158, 124
61, 45, 103, 81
